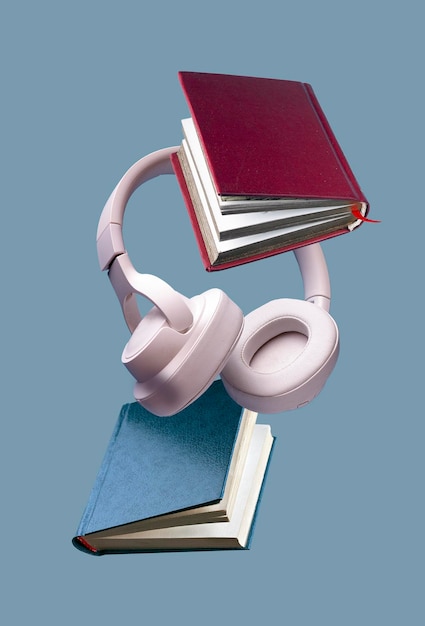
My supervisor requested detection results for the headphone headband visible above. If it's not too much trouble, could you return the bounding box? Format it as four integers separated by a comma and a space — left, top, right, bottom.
97, 146, 179, 271
97, 147, 192, 332
96, 147, 332, 333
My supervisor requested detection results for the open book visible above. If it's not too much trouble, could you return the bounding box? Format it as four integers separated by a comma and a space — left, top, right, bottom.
172, 71, 369, 270
73, 381, 274, 554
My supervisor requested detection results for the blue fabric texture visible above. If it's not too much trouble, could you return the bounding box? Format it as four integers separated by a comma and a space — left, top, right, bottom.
75, 380, 243, 535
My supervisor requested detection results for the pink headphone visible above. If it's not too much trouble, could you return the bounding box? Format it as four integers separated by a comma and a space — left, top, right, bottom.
97, 147, 339, 416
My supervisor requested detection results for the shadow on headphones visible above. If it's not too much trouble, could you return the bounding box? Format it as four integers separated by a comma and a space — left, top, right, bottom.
96, 147, 339, 416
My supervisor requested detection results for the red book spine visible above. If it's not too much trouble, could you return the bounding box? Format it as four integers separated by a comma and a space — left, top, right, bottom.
73, 536, 99, 555
304, 83, 369, 214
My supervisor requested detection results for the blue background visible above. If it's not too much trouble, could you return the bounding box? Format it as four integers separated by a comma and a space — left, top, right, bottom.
2, 1, 423, 624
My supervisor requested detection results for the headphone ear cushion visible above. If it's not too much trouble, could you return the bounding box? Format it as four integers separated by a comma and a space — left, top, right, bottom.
129, 288, 244, 416
221, 299, 339, 413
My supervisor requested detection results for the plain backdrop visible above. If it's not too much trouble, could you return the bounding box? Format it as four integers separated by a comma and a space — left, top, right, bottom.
1, 1, 423, 624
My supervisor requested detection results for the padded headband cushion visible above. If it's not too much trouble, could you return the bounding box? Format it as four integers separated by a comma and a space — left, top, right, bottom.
221, 298, 339, 412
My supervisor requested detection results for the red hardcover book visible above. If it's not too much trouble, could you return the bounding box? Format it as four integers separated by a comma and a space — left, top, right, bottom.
172, 71, 369, 271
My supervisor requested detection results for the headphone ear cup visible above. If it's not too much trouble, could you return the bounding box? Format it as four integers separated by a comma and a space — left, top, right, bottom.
124, 288, 244, 416
221, 299, 339, 413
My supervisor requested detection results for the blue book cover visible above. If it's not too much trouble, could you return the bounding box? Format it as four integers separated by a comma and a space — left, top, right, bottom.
73, 380, 273, 554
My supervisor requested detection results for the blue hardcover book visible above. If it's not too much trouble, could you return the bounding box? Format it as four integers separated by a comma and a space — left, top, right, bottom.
73, 380, 274, 554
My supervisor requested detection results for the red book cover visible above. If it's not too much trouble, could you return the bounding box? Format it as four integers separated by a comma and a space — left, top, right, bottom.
177, 71, 368, 204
